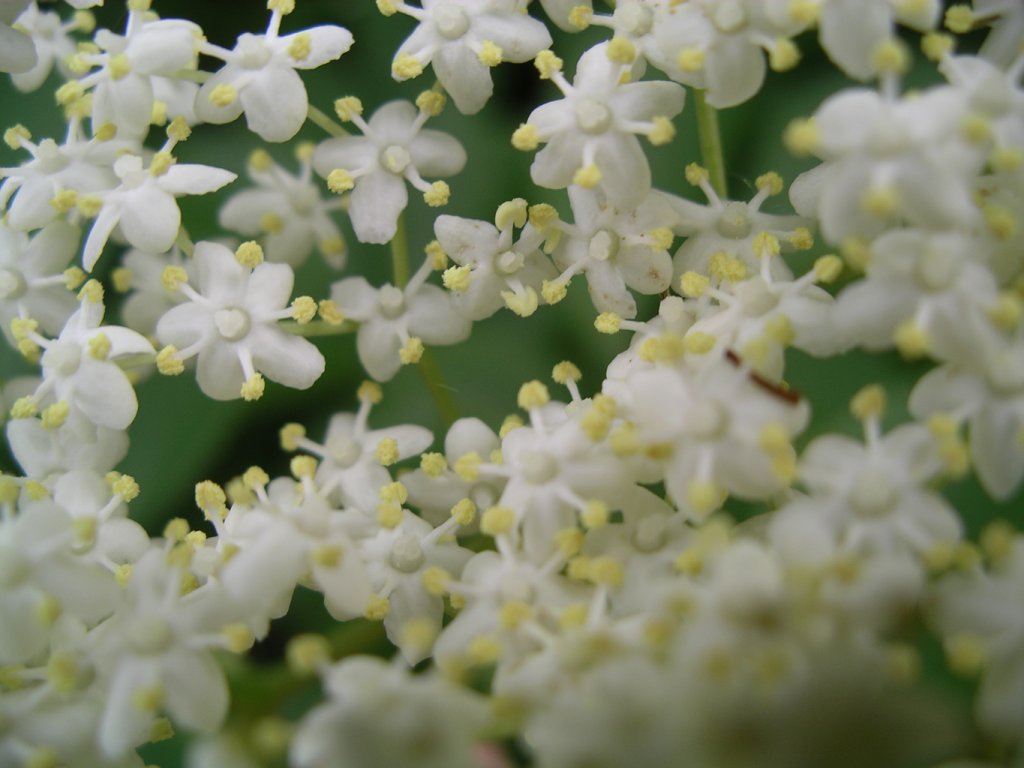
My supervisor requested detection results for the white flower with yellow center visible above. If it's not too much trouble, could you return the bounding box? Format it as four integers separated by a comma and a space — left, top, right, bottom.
386, 0, 552, 114
195, 2, 353, 142
313, 99, 467, 244
155, 240, 325, 401
7, 0, 86, 92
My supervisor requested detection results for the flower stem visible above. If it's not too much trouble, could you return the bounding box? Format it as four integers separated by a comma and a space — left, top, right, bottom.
281, 319, 356, 337
307, 104, 348, 138
390, 212, 411, 289
418, 348, 459, 428
693, 89, 727, 198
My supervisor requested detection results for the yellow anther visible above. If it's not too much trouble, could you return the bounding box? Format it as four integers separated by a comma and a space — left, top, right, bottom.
641, 227, 673, 253
249, 149, 273, 172
327, 167, 356, 194
501, 286, 539, 317
316, 299, 344, 326
674, 548, 704, 576
235, 241, 264, 268
40, 401, 70, 430
260, 212, 284, 233
311, 544, 341, 568
517, 380, 550, 410
894, 321, 929, 359
397, 336, 423, 365
241, 373, 266, 401
288, 295, 317, 325
812, 254, 843, 284
392, 53, 424, 79
677, 47, 705, 72
528, 204, 558, 232
127, 0, 152, 9
511, 123, 539, 151
990, 147, 1023, 173
765, 315, 795, 346
3, 124, 30, 150
49, 188, 78, 214
477, 40, 503, 67
500, 414, 524, 437
365, 593, 390, 620
148, 151, 175, 179
208, 84, 238, 107
769, 38, 800, 71
684, 163, 708, 187
377, 501, 403, 528
581, 499, 609, 529
492, 200, 526, 233
195, 480, 228, 518
320, 238, 346, 260
379, 481, 408, 506
268, 0, 296, 14
980, 519, 1015, 564
568, 4, 592, 28
871, 38, 910, 75
274, 425, 305, 456
290, 455, 317, 479
10, 396, 37, 419
76, 194, 103, 218
161, 266, 188, 292
421, 566, 451, 596
223, 623, 255, 653
756, 171, 784, 196
983, 205, 1016, 240
534, 50, 563, 79
442, 265, 472, 294
752, 232, 781, 260
499, 600, 532, 628
686, 479, 721, 518
287, 634, 331, 674
47, 650, 80, 694
422, 240, 448, 272
93, 122, 117, 142
73, 517, 96, 549
376, 0, 398, 15
647, 115, 675, 146
783, 117, 819, 156
787, 0, 819, 24
550, 528, 582, 560
680, 271, 710, 297
331, 96, 364, 125
155, 345, 184, 376
987, 292, 1021, 331
573, 163, 602, 189
133, 684, 166, 713
481, 505, 516, 537
850, 384, 886, 421
150, 100, 168, 126
373, 437, 399, 467
288, 31, 311, 61
944, 5, 973, 33
594, 312, 621, 334
25, 480, 49, 502
115, 563, 133, 586
946, 633, 986, 676
921, 32, 954, 61
424, 180, 450, 207
467, 635, 503, 664
113, 474, 140, 501
590, 556, 624, 587
166, 116, 191, 142
56, 80, 85, 106
449, 497, 476, 526
607, 37, 636, 64
358, 380, 383, 404
10, 317, 37, 342
758, 422, 792, 454
148, 718, 175, 744
109, 267, 133, 293
453, 451, 481, 482
417, 452, 446, 478
401, 618, 438, 654
416, 88, 447, 117
541, 280, 568, 305
85, 332, 110, 361
78, 279, 103, 304
552, 361, 582, 386
708, 253, 743, 282
960, 113, 992, 144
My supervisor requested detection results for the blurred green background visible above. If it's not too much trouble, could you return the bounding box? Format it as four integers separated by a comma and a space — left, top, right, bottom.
0, 1, 1018, 765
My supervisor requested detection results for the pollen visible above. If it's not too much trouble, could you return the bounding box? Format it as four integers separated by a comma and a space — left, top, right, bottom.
541, 279, 568, 304
209, 84, 238, 107
573, 163, 602, 189
529, 203, 558, 230
607, 37, 636, 64
594, 312, 622, 334
288, 32, 311, 61
421, 566, 451, 596
756, 171, 784, 196
49, 189, 78, 214
590, 556, 624, 587
989, 293, 1022, 331
983, 205, 1016, 240
87, 332, 111, 360
236, 241, 265, 267
113, 474, 140, 501
3, 124, 30, 149
467, 635, 503, 664
813, 254, 843, 283
377, 501, 403, 528
423, 180, 450, 207
499, 600, 532, 628
517, 380, 550, 410
511, 123, 539, 151
786, 0, 819, 24
481, 505, 517, 536
687, 479, 721, 518
500, 414, 524, 437
416, 89, 447, 116
287, 634, 331, 674
850, 384, 886, 421
944, 5, 973, 33
534, 50, 563, 79
451, 497, 477, 525
392, 53, 424, 80
581, 499, 609, 529
223, 623, 255, 653
443, 265, 472, 293
290, 296, 317, 324
290, 455, 317, 479
376, 0, 398, 15
769, 38, 800, 71
318, 299, 345, 325
871, 39, 910, 75
93, 122, 117, 141
364, 594, 391, 620
922, 32, 954, 61
501, 287, 539, 316
893, 321, 929, 359
568, 4, 592, 28
374, 437, 399, 466
358, 380, 383, 404
156, 345, 184, 375
268, 0, 296, 14
783, 117, 819, 156
677, 47, 705, 72
418, 451, 446, 477
478, 40, 503, 67
241, 373, 266, 401
261, 212, 284, 233
552, 361, 582, 385
945, 633, 986, 676
41, 401, 69, 430
647, 116, 675, 146
76, 194, 103, 218
680, 271, 710, 297
327, 168, 355, 194
380, 481, 408, 505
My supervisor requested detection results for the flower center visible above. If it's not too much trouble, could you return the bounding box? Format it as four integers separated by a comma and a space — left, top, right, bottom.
127, 616, 174, 655
496, 250, 525, 275
588, 230, 620, 262
43, 341, 82, 378
710, 0, 746, 33
0, 547, 31, 587
327, 436, 362, 467
382, 145, 411, 175
850, 470, 898, 518
575, 98, 613, 135
434, 5, 470, 39
389, 535, 425, 573
0, 269, 27, 300
633, 515, 668, 552
378, 284, 406, 318
238, 33, 272, 69
913, 246, 960, 292
521, 450, 558, 485
214, 307, 251, 341
716, 202, 752, 239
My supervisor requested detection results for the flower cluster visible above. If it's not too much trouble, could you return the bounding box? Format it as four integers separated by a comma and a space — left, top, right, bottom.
1, 1, 1022, 767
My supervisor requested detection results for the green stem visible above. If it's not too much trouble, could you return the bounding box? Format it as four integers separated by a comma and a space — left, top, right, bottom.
418, 348, 459, 428
281, 319, 356, 337
693, 89, 727, 199
390, 212, 411, 289
307, 104, 348, 138
174, 228, 195, 258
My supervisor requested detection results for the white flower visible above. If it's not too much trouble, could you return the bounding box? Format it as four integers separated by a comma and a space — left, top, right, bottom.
195, 4, 353, 142
8, 1, 83, 92
118, 244, 192, 338
0, 220, 79, 346
330, 257, 471, 382
387, 0, 552, 114
970, 0, 1024, 67
313, 99, 467, 244
219, 148, 347, 269
155, 241, 325, 401
519, 42, 684, 208
82, 149, 236, 272
0, 0, 36, 73
6, 412, 128, 480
